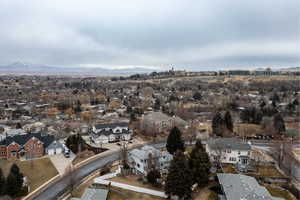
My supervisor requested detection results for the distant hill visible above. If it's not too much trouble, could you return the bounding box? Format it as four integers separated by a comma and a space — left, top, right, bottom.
279, 67, 300, 71
255, 67, 300, 71
0, 62, 158, 76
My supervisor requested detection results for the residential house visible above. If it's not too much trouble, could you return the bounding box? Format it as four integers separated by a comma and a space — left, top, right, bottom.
217, 173, 284, 200
128, 145, 173, 176
206, 138, 251, 164
91, 122, 132, 144
141, 112, 188, 133
0, 132, 64, 159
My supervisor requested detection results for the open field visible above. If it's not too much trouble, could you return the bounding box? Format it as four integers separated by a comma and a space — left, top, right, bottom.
0, 157, 58, 191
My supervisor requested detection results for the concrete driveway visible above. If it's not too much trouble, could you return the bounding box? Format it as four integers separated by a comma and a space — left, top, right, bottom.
49, 153, 75, 175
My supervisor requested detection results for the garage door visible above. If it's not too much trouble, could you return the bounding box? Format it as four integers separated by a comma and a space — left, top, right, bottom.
48, 149, 54, 155
56, 148, 62, 154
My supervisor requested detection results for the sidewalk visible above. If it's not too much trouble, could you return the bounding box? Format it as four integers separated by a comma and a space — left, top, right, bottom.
93, 177, 167, 198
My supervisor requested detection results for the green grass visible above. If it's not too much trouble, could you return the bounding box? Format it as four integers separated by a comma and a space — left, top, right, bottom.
0, 158, 58, 191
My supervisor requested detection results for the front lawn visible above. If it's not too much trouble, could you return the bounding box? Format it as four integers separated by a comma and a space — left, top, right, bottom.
109, 175, 164, 191
221, 164, 237, 174
194, 188, 217, 200
265, 185, 294, 200
257, 166, 285, 178
0, 157, 59, 191
108, 186, 165, 200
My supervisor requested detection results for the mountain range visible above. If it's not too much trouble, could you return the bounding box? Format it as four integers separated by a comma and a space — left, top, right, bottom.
0, 62, 157, 76
0, 62, 298, 76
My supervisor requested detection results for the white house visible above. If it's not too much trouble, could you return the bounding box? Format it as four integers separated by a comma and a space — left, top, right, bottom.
206, 138, 252, 164
91, 122, 132, 144
128, 145, 173, 176
45, 140, 65, 155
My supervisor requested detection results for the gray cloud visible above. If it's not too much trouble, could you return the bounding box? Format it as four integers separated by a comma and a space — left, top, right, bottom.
0, 0, 299, 70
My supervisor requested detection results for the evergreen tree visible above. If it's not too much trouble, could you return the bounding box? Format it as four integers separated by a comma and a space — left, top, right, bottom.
65, 134, 87, 154
154, 98, 161, 111
212, 112, 224, 136
74, 100, 82, 113
165, 151, 192, 200
16, 122, 22, 129
259, 101, 266, 108
0, 168, 5, 196
193, 92, 202, 101
6, 164, 24, 197
146, 169, 161, 186
166, 127, 185, 155
273, 113, 285, 134
188, 140, 211, 187
224, 111, 233, 132
240, 107, 263, 124
270, 92, 280, 103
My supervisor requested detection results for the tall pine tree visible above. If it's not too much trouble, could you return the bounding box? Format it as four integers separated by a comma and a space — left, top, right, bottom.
165, 151, 192, 200
166, 127, 185, 155
6, 164, 24, 197
212, 112, 224, 136
273, 113, 285, 134
188, 140, 211, 187
0, 168, 5, 196
224, 111, 233, 132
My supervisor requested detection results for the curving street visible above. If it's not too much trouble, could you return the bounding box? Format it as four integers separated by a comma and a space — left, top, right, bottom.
32, 142, 166, 200
31, 140, 292, 200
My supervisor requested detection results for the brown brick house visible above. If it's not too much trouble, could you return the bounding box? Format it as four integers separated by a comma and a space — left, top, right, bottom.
0, 132, 58, 159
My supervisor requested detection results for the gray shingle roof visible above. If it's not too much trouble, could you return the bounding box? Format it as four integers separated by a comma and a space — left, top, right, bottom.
217, 173, 284, 200
0, 132, 55, 148
81, 188, 108, 200
93, 129, 131, 136
94, 122, 129, 130
207, 138, 251, 151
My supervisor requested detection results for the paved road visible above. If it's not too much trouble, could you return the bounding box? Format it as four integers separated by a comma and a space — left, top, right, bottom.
31, 140, 285, 200
32, 142, 166, 200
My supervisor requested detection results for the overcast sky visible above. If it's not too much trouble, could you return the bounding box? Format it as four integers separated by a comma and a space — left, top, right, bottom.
0, 0, 299, 70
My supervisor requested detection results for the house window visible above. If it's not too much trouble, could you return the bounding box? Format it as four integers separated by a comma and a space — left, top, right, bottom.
137, 163, 140, 168
227, 149, 231, 153
229, 157, 236, 161
11, 151, 17, 157
238, 151, 241, 155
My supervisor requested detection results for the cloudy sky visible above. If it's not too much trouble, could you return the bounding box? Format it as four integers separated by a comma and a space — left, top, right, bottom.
0, 0, 299, 70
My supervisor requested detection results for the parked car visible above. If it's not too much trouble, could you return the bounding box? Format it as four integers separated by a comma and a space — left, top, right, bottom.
64, 150, 70, 158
